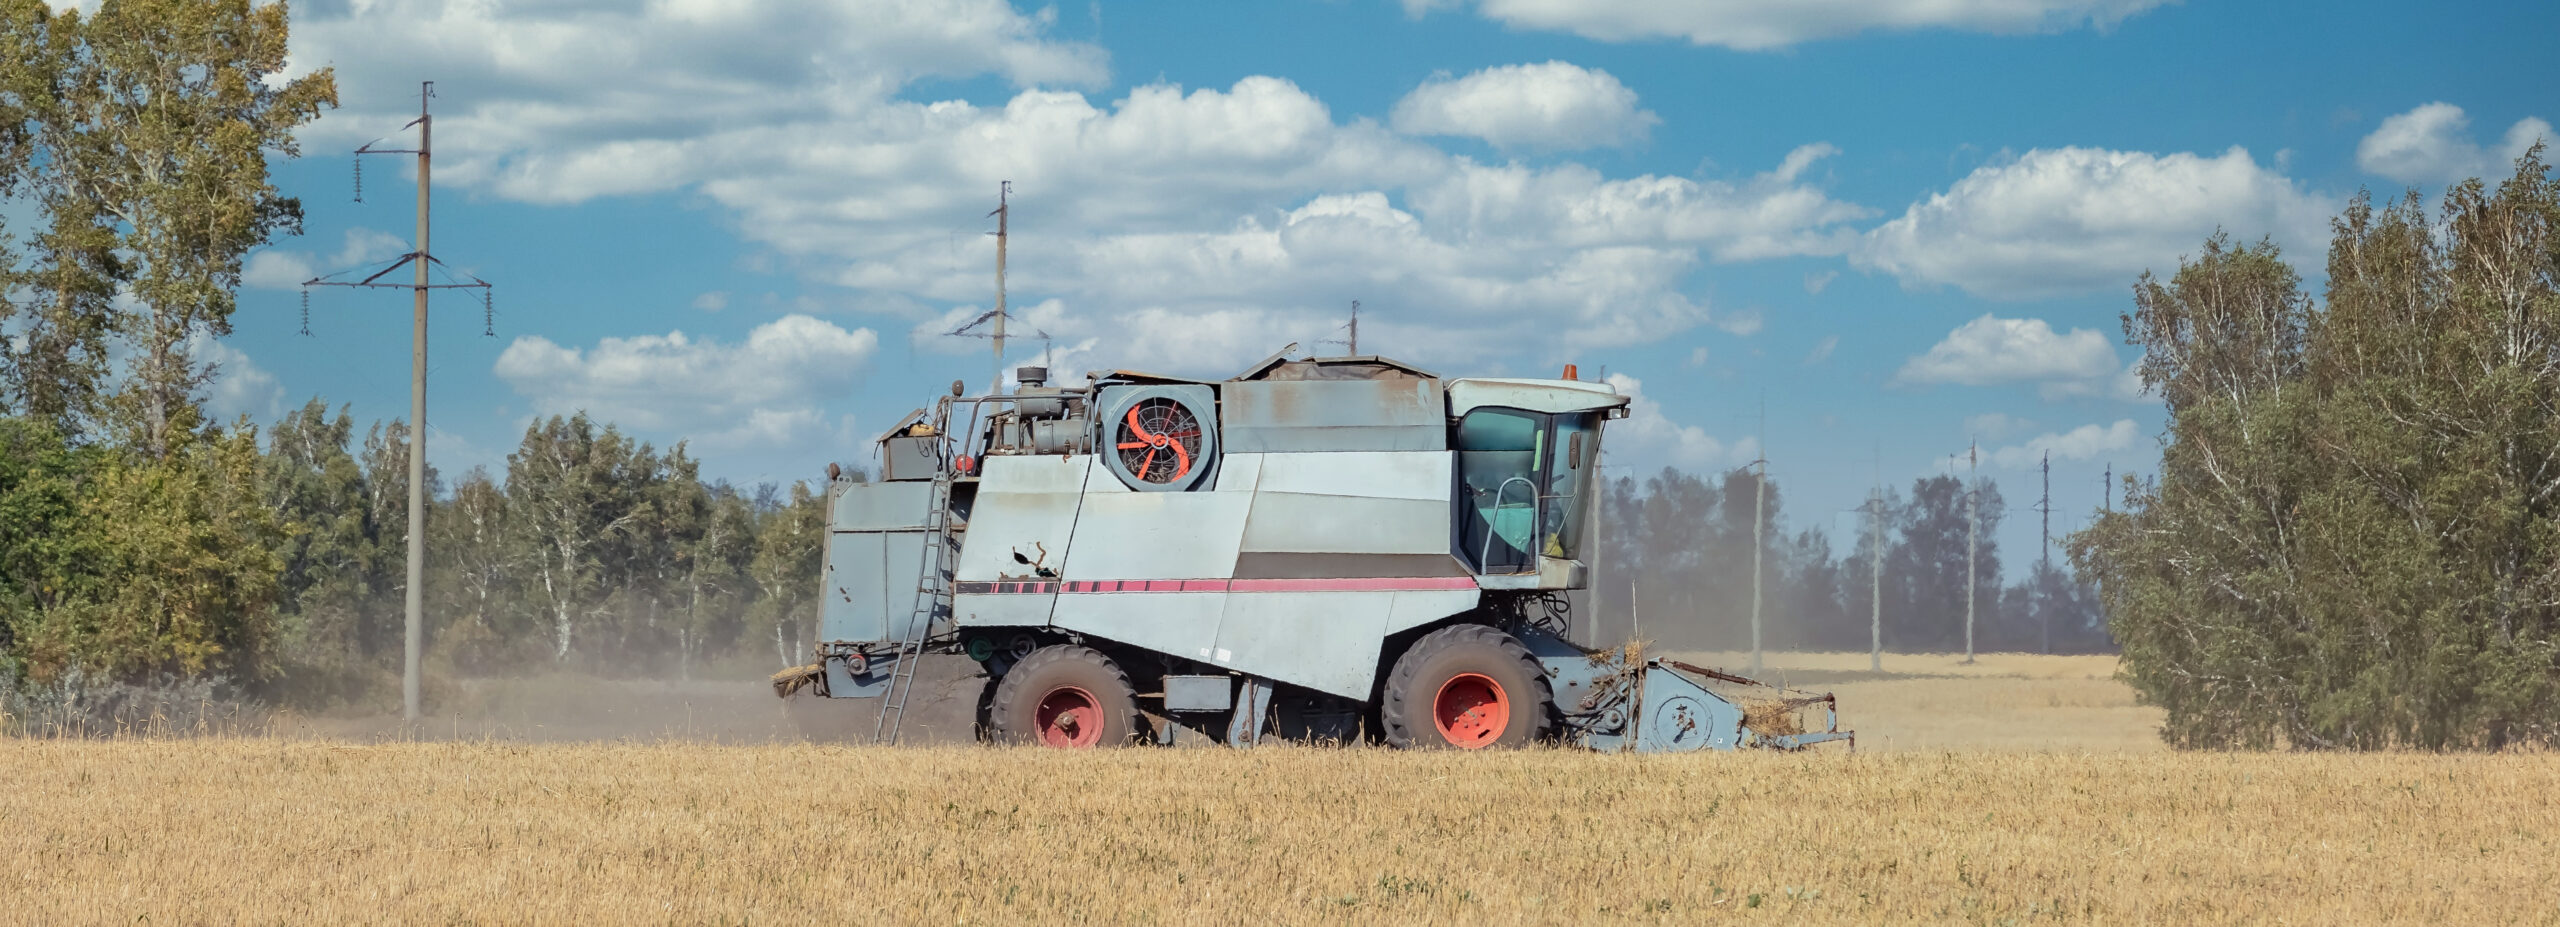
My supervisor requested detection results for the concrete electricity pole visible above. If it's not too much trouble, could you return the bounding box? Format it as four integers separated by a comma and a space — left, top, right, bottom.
1870, 451, 1884, 673
2038, 450, 2053, 654
1748, 399, 1766, 676
990, 181, 1009, 396
1964, 440, 1978, 665
303, 82, 492, 722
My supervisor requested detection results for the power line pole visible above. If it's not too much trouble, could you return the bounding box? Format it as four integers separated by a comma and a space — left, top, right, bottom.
1964, 439, 1978, 665
1870, 449, 1884, 673
2037, 450, 2053, 654
990, 181, 1009, 395
303, 82, 490, 722
1348, 300, 1359, 355
1749, 399, 1766, 676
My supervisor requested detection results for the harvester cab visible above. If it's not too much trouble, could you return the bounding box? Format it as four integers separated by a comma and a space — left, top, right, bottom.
776, 353, 1852, 753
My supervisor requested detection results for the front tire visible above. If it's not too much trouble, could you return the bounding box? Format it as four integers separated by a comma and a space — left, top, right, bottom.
1382, 624, 1554, 749
987, 645, 1142, 747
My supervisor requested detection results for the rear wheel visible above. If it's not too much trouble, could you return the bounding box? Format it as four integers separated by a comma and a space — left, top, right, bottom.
1382, 624, 1554, 749
987, 645, 1142, 747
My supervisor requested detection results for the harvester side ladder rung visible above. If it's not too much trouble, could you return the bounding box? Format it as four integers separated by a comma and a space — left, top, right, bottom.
875, 472, 956, 745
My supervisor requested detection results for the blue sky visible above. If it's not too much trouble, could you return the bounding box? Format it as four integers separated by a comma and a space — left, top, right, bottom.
216, 0, 2557, 578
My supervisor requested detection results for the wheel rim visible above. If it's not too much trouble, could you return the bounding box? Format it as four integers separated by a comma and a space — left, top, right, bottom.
1431, 673, 1510, 749
1033, 685, 1105, 747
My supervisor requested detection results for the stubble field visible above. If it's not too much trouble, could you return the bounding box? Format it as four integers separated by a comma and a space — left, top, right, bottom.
7, 653, 2554, 925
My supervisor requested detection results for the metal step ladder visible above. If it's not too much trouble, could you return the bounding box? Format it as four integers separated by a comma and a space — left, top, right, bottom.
874, 471, 959, 744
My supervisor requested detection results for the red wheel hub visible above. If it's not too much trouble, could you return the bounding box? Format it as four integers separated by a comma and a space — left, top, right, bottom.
1431, 673, 1510, 749
1033, 685, 1104, 748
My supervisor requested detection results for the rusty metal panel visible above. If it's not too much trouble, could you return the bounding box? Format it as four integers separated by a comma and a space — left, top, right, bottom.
1446, 377, 1629, 417
1211, 590, 1396, 699
1221, 379, 1447, 453
1062, 491, 1253, 580
1050, 591, 1226, 661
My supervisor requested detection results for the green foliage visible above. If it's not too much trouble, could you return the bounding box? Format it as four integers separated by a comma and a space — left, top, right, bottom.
2, 416, 283, 684
2077, 149, 2560, 750
0, 0, 335, 450
1590, 465, 2103, 654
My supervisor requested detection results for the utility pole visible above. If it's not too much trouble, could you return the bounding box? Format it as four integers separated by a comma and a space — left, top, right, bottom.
2037, 450, 2053, 654
990, 181, 1009, 395
303, 82, 490, 723
1964, 439, 1978, 665
1348, 300, 1360, 356
1870, 449, 1884, 673
1749, 400, 1766, 676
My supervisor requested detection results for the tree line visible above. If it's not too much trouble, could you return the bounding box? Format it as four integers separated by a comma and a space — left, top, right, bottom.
1587, 467, 2109, 657
2075, 149, 2560, 750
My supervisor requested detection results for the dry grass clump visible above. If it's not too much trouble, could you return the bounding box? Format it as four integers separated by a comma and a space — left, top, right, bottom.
1737, 699, 1806, 736
7, 740, 2558, 925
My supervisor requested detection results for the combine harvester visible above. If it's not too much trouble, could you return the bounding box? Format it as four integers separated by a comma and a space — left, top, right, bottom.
775, 352, 1852, 752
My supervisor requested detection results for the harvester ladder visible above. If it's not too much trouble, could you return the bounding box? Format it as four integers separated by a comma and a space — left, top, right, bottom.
874, 471, 957, 744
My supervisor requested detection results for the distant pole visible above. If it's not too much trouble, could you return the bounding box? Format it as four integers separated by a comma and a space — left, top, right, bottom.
402, 83, 430, 722
2104, 463, 2113, 512
1749, 404, 1766, 676
2039, 450, 2052, 655
1964, 440, 1978, 665
1870, 450, 1883, 673
990, 181, 1009, 395
1348, 300, 1359, 356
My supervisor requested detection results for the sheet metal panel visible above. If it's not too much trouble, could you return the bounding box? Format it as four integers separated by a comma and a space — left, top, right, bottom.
1239, 493, 1448, 556
1254, 451, 1450, 501
1383, 588, 1481, 635
1050, 591, 1226, 662
954, 455, 1092, 583
951, 591, 1062, 629
1446, 377, 1628, 416
1211, 453, 1263, 493
1211, 590, 1397, 699
1063, 491, 1255, 580
1221, 379, 1447, 453
819, 530, 930, 644
829, 481, 932, 532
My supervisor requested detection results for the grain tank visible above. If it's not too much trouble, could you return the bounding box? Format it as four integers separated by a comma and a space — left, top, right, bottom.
774, 353, 1851, 751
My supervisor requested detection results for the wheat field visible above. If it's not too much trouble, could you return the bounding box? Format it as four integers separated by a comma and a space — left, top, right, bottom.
7, 654, 2555, 925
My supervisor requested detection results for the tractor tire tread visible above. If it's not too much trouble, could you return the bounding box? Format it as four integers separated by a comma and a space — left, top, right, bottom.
987, 644, 1143, 747
1381, 623, 1555, 749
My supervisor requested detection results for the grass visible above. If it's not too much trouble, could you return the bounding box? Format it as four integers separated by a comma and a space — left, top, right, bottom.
7, 653, 2550, 925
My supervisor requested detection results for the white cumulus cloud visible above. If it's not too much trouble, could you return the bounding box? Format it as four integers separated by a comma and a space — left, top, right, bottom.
1855, 146, 2330, 299
1896, 314, 2130, 400
1401, 0, 2175, 50
194, 336, 285, 423
1390, 61, 1659, 151
2356, 102, 2553, 185
1990, 419, 2140, 467
1601, 372, 1754, 470
493, 314, 879, 447
282, 2, 1869, 379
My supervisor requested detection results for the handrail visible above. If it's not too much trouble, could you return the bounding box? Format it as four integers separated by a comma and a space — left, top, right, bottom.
1480, 475, 1539, 575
